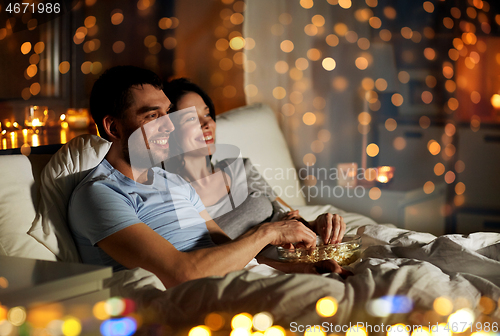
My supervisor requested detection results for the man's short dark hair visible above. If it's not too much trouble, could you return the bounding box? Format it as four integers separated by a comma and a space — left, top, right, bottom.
89, 66, 163, 140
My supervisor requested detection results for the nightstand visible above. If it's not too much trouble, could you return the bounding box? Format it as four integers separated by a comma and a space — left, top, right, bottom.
0, 255, 111, 308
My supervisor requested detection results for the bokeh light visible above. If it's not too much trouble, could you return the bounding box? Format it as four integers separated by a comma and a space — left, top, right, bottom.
274, 61, 288, 74
398, 71, 410, 84
366, 143, 379, 157
252, 312, 273, 331
27, 64, 38, 77
412, 327, 431, 336
303, 153, 316, 166
229, 36, 245, 50
384, 6, 396, 19
433, 297, 453, 316
434, 163, 445, 176
245, 84, 258, 98
447, 308, 474, 332
93, 301, 110, 320
322, 57, 336, 71
427, 140, 441, 155
303, 112, 317, 125
21, 42, 32, 54
280, 40, 294, 53
355, 57, 369, 70
62, 316, 82, 336
7, 307, 26, 326
379, 29, 392, 41
105, 297, 125, 317
358, 112, 371, 125
347, 326, 367, 336
231, 313, 252, 330
0, 305, 8, 321
419, 116, 431, 129
375, 78, 388, 91
204, 313, 225, 331
362, 77, 375, 91
332, 76, 349, 91
326, 34, 339, 46
300, 0, 313, 9
369, 187, 381, 200
334, 23, 348, 36
316, 297, 338, 317
491, 94, 500, 108
421, 91, 433, 104
318, 129, 331, 142
477, 296, 496, 314
189, 325, 211, 336
391, 93, 404, 107
304, 328, 326, 336
444, 171, 456, 184
388, 323, 410, 336
100, 317, 137, 336
296, 58, 309, 70
369, 16, 382, 29
113, 41, 126, 53
272, 87, 286, 100
430, 323, 452, 336
393, 137, 406, 150
423, 181, 435, 194
264, 326, 285, 336
307, 48, 321, 61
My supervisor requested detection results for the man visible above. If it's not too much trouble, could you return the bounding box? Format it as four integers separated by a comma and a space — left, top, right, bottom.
68, 66, 347, 289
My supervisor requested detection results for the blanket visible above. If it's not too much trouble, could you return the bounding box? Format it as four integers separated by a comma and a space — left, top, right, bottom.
118, 219, 500, 333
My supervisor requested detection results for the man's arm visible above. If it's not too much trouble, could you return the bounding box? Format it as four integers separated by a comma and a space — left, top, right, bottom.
97, 218, 316, 288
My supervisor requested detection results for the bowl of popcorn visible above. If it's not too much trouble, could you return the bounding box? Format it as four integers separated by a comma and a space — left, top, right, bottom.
276, 235, 361, 266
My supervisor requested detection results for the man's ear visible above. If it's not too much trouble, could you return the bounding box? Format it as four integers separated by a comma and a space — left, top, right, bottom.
102, 115, 120, 140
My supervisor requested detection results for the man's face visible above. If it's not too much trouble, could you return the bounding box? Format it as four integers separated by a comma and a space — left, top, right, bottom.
117, 84, 174, 175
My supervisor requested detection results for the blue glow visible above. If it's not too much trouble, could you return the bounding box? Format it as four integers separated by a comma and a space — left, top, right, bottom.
100, 317, 137, 336
381, 295, 413, 314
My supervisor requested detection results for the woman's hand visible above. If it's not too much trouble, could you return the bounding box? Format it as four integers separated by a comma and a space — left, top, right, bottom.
311, 213, 346, 244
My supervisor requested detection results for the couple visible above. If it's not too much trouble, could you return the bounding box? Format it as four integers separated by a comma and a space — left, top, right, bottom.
68, 65, 349, 288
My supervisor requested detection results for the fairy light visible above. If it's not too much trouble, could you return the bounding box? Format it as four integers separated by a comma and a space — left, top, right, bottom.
366, 143, 379, 157
189, 326, 211, 336
231, 313, 252, 330
316, 297, 338, 317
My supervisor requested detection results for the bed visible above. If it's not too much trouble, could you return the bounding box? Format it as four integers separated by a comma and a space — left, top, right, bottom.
0, 103, 499, 334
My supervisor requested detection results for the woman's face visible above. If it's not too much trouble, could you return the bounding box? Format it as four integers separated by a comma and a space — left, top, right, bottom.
173, 92, 216, 155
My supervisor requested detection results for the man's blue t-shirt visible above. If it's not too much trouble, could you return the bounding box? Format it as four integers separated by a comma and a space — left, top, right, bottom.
68, 159, 216, 271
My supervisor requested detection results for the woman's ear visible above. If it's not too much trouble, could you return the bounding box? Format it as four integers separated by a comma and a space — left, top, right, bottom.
102, 115, 120, 140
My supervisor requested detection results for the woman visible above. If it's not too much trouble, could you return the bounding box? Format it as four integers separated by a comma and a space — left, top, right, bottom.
163, 78, 346, 244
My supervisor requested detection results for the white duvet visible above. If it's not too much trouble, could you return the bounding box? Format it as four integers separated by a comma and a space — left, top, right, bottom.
106, 208, 500, 331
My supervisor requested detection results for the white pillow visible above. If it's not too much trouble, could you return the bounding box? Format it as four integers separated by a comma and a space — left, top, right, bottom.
214, 103, 306, 205
28, 134, 111, 262
0, 155, 56, 260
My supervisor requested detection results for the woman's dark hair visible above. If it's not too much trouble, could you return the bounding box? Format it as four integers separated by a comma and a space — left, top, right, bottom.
163, 78, 216, 121
89, 65, 163, 140
162, 78, 216, 179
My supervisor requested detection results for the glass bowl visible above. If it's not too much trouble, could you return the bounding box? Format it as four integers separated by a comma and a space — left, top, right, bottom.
276, 235, 361, 265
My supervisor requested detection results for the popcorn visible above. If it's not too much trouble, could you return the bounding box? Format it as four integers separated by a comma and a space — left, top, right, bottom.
277, 235, 361, 265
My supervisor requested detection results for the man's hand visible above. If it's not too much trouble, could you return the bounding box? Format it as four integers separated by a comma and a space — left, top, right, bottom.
282, 210, 300, 220
257, 256, 352, 278
294, 259, 352, 278
311, 213, 346, 244
259, 220, 317, 249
